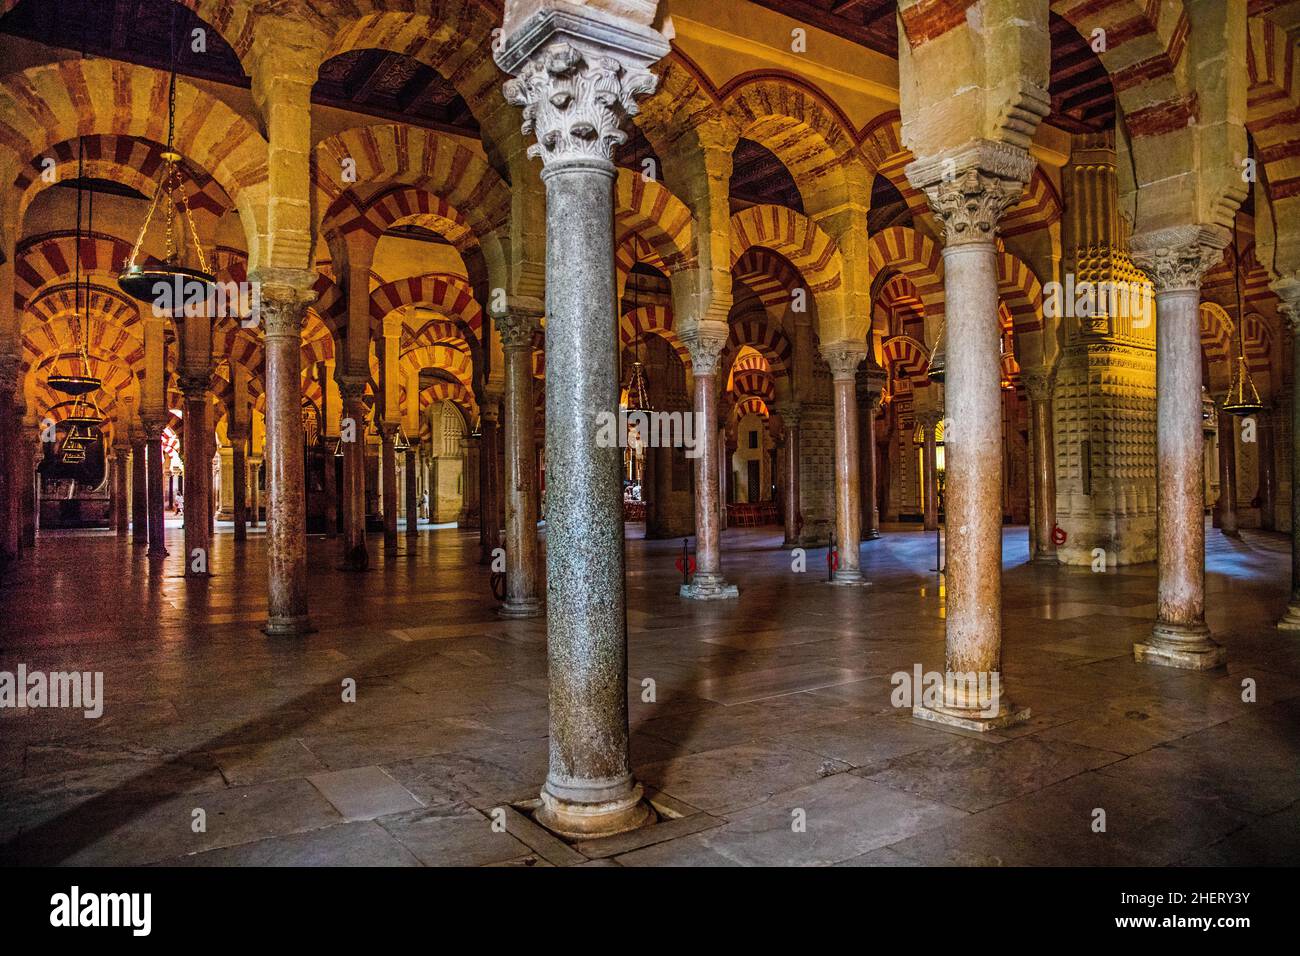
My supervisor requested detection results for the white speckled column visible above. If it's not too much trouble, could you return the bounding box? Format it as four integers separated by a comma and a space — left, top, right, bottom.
907, 145, 1033, 730
497, 306, 543, 618
257, 274, 315, 636
1279, 288, 1300, 630
681, 324, 738, 600
499, 22, 667, 838
1131, 226, 1230, 668
823, 342, 867, 585
1023, 368, 1057, 563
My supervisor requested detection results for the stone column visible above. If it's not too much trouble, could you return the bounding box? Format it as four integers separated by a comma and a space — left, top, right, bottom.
460, 434, 480, 528
497, 306, 543, 618
380, 423, 398, 557
680, 324, 738, 599
113, 442, 129, 536
0, 357, 20, 565
1259, 409, 1277, 531
231, 429, 248, 542
498, 18, 668, 838
824, 342, 867, 584
22, 430, 38, 547
862, 389, 883, 539
181, 378, 212, 575
920, 410, 940, 532
1275, 287, 1300, 629
477, 402, 501, 564
1130, 225, 1230, 667
248, 457, 261, 527
338, 379, 369, 571
142, 417, 169, 560
257, 273, 316, 636
405, 442, 419, 539
779, 403, 801, 547
1023, 367, 1058, 562
906, 144, 1034, 729
1215, 407, 1239, 537
131, 437, 147, 545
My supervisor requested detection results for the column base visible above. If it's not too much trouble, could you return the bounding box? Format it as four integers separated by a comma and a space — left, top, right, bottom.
534, 781, 655, 840
829, 568, 869, 586
866, 529, 881, 540
499, 598, 543, 619
263, 614, 315, 638
912, 699, 1031, 732
680, 574, 738, 600
1134, 621, 1227, 670
1276, 601, 1300, 631
1031, 551, 1059, 565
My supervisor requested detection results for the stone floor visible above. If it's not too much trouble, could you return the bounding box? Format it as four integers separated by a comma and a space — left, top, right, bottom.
1, 521, 1297, 866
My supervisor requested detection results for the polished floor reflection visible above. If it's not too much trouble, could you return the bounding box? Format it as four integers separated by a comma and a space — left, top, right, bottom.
1, 523, 1297, 866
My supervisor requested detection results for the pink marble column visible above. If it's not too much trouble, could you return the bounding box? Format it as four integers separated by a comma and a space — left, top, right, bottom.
497, 307, 542, 617
862, 388, 883, 539
1023, 368, 1058, 562
142, 418, 169, 560
258, 276, 315, 636
906, 146, 1034, 729
824, 343, 867, 584
1131, 225, 1230, 668
681, 324, 737, 600
405, 443, 419, 539
231, 430, 248, 542
113, 445, 129, 536
380, 423, 398, 557
131, 438, 147, 545
779, 404, 801, 547
339, 379, 369, 571
181, 379, 212, 576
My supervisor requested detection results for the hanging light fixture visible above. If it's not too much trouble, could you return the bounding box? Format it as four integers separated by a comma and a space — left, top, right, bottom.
48, 135, 102, 397
624, 268, 652, 414
394, 426, 411, 453
927, 320, 946, 384
1223, 215, 1264, 417
117, 6, 214, 307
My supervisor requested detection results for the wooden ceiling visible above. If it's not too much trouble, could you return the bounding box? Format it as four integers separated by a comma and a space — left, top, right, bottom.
0, 0, 479, 135
746, 1, 1116, 132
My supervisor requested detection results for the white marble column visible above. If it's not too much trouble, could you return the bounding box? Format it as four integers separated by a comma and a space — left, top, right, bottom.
1130, 226, 1231, 668
498, 10, 668, 839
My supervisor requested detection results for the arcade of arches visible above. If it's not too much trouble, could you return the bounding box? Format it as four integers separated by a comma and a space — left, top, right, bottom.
0, 0, 1298, 866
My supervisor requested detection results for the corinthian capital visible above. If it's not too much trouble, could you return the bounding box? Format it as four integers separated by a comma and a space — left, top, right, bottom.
502, 43, 658, 167
251, 268, 316, 338
905, 141, 1034, 247
1129, 225, 1230, 294
496, 3, 669, 168
494, 298, 544, 352
821, 341, 868, 382
679, 321, 729, 377
1272, 276, 1300, 334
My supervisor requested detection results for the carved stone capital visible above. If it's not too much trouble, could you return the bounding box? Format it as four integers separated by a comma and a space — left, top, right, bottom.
680, 321, 729, 377
821, 341, 868, 382
337, 378, 368, 406
906, 141, 1034, 247
1129, 224, 1230, 294
495, 307, 543, 352
1270, 276, 1300, 334
251, 268, 316, 339
1020, 366, 1054, 403
501, 42, 661, 168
